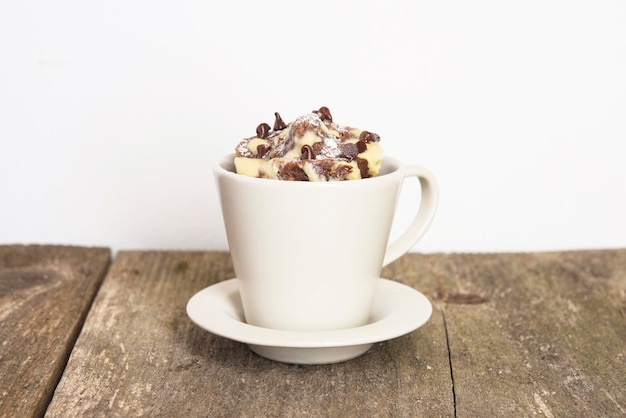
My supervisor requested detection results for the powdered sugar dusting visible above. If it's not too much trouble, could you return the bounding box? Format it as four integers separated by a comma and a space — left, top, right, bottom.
233, 107, 383, 181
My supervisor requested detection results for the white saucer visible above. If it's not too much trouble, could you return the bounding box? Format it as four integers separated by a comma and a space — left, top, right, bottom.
186, 278, 432, 365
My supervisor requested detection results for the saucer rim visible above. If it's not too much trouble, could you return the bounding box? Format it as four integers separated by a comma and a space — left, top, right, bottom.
186, 278, 432, 349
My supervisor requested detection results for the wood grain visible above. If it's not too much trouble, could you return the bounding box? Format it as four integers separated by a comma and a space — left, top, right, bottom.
43, 249, 626, 417
46, 251, 453, 417
388, 250, 626, 417
0, 245, 111, 418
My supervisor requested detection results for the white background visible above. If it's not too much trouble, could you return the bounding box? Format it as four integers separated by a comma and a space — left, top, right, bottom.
1, 1, 625, 254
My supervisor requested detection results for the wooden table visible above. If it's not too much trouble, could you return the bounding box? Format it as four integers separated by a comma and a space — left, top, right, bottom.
1, 245, 625, 417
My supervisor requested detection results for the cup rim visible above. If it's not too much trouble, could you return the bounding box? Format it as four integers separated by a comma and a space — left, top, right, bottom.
214, 154, 403, 186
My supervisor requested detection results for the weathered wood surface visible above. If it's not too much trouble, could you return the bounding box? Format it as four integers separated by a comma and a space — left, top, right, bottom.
388, 250, 626, 417
0, 245, 111, 418
45, 251, 453, 417
45, 249, 626, 417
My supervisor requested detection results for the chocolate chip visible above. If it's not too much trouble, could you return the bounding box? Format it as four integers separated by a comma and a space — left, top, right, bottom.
256, 123, 271, 139
359, 130, 380, 143
257, 144, 269, 158
273, 112, 287, 131
342, 143, 358, 160
356, 140, 367, 153
317, 106, 332, 122
301, 144, 315, 160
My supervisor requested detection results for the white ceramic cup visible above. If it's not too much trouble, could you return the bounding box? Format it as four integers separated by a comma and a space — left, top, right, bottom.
214, 154, 438, 331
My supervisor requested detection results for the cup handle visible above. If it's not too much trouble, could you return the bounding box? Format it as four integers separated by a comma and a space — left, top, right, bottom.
383, 165, 439, 267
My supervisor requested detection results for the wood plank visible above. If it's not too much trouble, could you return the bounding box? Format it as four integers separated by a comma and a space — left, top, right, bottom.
394, 250, 626, 417
0, 245, 111, 418
46, 251, 454, 417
